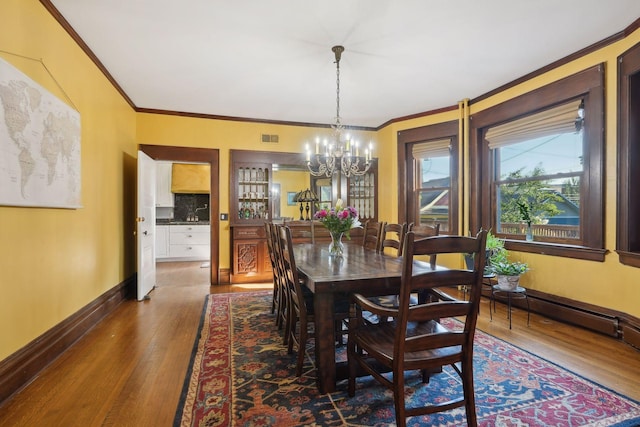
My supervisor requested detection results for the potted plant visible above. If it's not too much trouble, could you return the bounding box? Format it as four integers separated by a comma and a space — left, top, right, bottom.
489, 250, 529, 290
465, 230, 506, 274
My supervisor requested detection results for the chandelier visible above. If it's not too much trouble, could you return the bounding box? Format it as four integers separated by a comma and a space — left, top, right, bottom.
305, 46, 374, 178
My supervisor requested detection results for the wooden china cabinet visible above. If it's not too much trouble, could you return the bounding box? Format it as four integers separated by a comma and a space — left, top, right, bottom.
229, 149, 378, 283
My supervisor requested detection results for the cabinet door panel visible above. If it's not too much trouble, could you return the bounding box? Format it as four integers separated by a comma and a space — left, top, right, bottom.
234, 240, 261, 274
170, 232, 209, 245
169, 244, 209, 259
156, 162, 174, 207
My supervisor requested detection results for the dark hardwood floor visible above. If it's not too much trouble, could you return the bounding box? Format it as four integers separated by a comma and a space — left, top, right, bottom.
0, 261, 638, 426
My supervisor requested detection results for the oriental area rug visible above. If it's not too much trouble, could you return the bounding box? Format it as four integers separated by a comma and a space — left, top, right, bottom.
174, 291, 640, 427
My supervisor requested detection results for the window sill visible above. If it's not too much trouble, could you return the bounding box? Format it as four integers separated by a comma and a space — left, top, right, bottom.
617, 250, 640, 268
504, 240, 607, 262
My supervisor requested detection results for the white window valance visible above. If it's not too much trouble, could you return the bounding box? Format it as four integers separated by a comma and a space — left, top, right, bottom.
412, 138, 451, 159
485, 99, 582, 149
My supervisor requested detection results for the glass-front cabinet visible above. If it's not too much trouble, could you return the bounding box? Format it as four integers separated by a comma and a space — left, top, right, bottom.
235, 163, 271, 222
229, 149, 378, 283
311, 164, 378, 222
347, 168, 377, 222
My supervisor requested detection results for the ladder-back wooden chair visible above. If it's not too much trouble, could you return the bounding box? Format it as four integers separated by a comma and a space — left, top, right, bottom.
278, 225, 349, 376
269, 224, 290, 342
347, 230, 488, 427
362, 220, 384, 252
380, 222, 408, 256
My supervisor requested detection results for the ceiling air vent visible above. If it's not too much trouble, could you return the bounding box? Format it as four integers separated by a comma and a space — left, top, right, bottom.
261, 134, 279, 143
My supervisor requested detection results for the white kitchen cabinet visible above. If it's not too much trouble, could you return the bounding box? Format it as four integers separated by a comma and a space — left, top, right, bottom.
168, 224, 210, 260
155, 225, 169, 258
156, 161, 174, 207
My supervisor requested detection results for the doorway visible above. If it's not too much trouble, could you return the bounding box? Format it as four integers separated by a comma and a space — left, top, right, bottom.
139, 144, 220, 285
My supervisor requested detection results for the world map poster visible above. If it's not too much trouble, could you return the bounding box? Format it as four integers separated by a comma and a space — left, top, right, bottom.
0, 56, 81, 208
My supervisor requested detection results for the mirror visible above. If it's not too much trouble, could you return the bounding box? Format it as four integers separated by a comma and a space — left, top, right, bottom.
272, 168, 310, 220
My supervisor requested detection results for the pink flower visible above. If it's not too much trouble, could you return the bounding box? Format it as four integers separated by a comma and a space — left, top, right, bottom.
314, 209, 328, 219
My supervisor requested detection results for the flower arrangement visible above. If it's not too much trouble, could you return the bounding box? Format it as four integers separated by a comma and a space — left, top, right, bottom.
314, 199, 360, 239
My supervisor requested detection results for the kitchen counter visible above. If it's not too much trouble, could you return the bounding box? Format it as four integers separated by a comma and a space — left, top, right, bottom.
156, 219, 210, 225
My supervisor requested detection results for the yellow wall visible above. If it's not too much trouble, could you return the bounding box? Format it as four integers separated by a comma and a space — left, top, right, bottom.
2, 0, 640, 364
0, 0, 138, 360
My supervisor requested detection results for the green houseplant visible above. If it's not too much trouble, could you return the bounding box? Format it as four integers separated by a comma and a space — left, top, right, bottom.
489, 250, 529, 290
465, 230, 506, 273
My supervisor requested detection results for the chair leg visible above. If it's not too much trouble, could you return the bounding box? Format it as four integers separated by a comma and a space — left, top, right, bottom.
287, 310, 296, 353
283, 296, 293, 347
393, 372, 407, 427
296, 317, 308, 377
461, 356, 478, 427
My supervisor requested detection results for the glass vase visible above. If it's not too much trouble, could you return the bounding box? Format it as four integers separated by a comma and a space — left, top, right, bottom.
525, 224, 533, 241
328, 231, 345, 257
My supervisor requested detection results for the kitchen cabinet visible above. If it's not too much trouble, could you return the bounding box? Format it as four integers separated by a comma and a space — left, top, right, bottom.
156, 161, 174, 207
171, 163, 210, 193
169, 224, 210, 260
155, 225, 169, 258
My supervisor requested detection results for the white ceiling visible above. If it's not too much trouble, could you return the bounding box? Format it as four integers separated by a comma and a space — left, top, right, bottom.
50, 0, 640, 128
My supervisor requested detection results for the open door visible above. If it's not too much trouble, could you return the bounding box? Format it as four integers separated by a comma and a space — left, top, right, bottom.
137, 150, 156, 301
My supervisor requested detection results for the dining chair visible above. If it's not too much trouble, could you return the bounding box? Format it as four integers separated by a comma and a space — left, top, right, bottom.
347, 230, 488, 427
372, 223, 439, 317
264, 222, 279, 316
408, 223, 440, 264
282, 219, 313, 243
278, 225, 350, 376
362, 220, 384, 252
380, 222, 408, 256
269, 224, 290, 341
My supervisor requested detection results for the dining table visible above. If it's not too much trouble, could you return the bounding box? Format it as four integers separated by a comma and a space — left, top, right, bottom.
293, 241, 435, 394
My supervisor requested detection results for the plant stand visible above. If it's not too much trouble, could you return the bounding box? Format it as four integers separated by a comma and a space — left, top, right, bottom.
491, 285, 530, 329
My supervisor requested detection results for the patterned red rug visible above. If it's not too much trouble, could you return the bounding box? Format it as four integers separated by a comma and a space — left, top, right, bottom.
174, 291, 640, 426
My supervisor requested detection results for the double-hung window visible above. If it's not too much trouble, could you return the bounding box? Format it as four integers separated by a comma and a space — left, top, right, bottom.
413, 139, 452, 232
398, 120, 459, 235
471, 65, 605, 260
487, 99, 584, 242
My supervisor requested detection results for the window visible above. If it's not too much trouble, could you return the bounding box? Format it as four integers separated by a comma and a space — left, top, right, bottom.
487, 99, 584, 242
398, 120, 459, 235
413, 139, 452, 232
617, 42, 640, 267
470, 65, 605, 261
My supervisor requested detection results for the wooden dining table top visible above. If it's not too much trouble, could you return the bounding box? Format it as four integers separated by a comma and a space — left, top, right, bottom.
293, 241, 435, 295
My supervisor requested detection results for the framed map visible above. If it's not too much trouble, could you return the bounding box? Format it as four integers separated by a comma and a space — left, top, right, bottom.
0, 57, 81, 208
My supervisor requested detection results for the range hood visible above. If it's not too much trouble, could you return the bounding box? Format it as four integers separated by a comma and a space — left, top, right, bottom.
171, 163, 210, 194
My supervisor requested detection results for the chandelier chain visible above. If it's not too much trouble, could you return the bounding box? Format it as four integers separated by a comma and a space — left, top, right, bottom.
335, 54, 341, 128
305, 45, 374, 178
